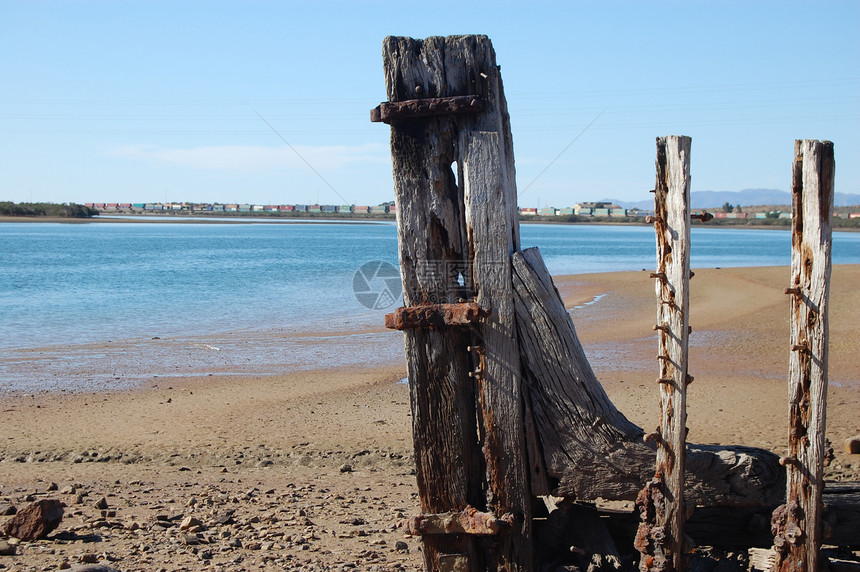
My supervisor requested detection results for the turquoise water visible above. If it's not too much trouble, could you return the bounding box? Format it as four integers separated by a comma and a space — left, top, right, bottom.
1, 220, 859, 392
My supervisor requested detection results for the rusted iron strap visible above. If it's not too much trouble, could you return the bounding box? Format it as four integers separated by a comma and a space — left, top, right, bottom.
406, 507, 513, 536
384, 302, 489, 330
370, 95, 485, 123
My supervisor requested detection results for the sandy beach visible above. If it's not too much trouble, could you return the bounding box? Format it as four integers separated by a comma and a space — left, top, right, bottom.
1, 265, 859, 570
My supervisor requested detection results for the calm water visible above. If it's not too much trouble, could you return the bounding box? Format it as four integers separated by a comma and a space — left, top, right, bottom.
2, 220, 859, 392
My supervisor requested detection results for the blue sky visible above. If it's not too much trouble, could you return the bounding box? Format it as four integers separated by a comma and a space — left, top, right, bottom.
2, 1, 857, 208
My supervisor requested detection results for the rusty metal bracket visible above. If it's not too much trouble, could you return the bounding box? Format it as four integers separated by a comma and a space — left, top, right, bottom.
384, 302, 490, 330
370, 95, 485, 124
405, 507, 513, 536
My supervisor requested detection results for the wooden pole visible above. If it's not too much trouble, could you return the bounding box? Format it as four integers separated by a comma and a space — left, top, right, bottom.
377, 35, 532, 571
773, 139, 834, 572
462, 130, 532, 570
636, 135, 692, 572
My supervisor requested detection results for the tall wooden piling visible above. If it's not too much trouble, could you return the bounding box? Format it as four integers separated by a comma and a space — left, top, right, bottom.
773, 140, 834, 572
375, 35, 531, 571
636, 136, 692, 572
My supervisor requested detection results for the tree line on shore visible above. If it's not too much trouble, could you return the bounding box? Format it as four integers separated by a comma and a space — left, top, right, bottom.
0, 202, 99, 218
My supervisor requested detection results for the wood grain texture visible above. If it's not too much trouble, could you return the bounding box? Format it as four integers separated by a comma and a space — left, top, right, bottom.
775, 139, 834, 572
511, 247, 784, 509
381, 35, 530, 571
637, 135, 692, 572
462, 130, 531, 570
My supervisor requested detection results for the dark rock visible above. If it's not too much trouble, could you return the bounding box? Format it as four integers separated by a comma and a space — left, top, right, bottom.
69, 565, 122, 572
0, 503, 16, 516
2, 498, 64, 541
93, 497, 109, 510
339, 463, 353, 473
395, 540, 409, 552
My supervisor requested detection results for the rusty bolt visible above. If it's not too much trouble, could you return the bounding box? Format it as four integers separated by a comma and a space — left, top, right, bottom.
653, 323, 671, 333
657, 378, 674, 385
650, 272, 667, 281
779, 455, 800, 467
784, 286, 802, 296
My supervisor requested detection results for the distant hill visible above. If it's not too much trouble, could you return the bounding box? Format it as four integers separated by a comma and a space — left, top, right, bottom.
601, 189, 860, 210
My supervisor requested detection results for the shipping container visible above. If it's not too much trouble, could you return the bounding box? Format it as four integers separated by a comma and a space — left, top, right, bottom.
575, 207, 592, 216
520, 208, 537, 215
755, 212, 768, 219
322, 205, 337, 213
557, 207, 574, 215
609, 208, 628, 217
850, 213, 860, 219
337, 205, 352, 213
593, 208, 610, 216
293, 204, 308, 212
308, 204, 322, 213
353, 205, 370, 214
239, 204, 251, 212
212, 204, 225, 211
279, 205, 294, 211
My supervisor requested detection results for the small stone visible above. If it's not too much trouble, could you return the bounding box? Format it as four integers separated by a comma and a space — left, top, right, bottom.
93, 497, 109, 510
69, 565, 121, 572
845, 436, 860, 454
0, 503, 16, 516
60, 485, 77, 495
395, 540, 409, 552
339, 463, 353, 473
2, 498, 64, 541
0, 540, 16, 556
46, 482, 59, 491
182, 533, 201, 546
179, 516, 203, 531
79, 553, 100, 563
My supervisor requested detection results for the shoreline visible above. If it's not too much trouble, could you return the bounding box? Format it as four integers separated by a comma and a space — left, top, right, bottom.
4, 213, 858, 232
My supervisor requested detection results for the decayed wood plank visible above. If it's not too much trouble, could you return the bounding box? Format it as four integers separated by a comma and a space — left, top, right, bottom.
637, 135, 692, 572
462, 129, 532, 569
380, 35, 531, 571
773, 139, 834, 572
370, 95, 485, 123
381, 35, 483, 569
511, 247, 785, 508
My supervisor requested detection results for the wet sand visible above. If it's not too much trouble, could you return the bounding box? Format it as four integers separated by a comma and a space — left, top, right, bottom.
1, 265, 858, 570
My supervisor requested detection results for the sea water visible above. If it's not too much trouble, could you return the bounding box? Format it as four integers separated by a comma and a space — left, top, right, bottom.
2, 220, 859, 392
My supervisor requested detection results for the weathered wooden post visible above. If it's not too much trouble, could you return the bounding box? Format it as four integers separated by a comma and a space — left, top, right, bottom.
772, 140, 834, 571
635, 136, 692, 572
373, 35, 532, 571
